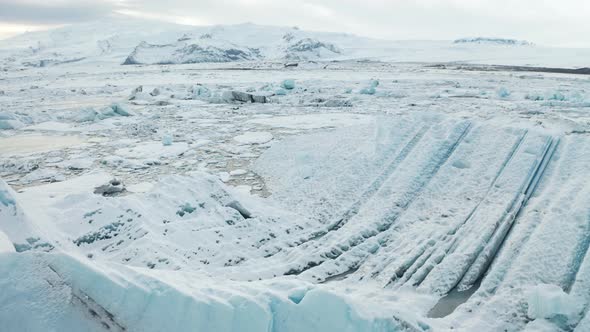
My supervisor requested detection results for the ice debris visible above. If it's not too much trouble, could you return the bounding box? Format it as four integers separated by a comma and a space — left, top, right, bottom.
234, 132, 273, 145
527, 284, 581, 320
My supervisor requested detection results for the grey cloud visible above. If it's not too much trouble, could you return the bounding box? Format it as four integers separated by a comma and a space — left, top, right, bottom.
0, 0, 114, 24
117, 0, 590, 46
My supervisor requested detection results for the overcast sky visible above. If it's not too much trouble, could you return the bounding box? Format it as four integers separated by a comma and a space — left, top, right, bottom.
0, 0, 589, 47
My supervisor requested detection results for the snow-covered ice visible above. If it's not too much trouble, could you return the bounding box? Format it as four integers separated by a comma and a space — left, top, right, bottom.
234, 132, 274, 145
115, 142, 189, 159
248, 113, 373, 129
527, 284, 581, 320
1, 17, 590, 332
0, 135, 85, 155
0, 230, 14, 253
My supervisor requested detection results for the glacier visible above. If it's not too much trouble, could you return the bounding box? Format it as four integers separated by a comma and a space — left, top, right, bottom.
3, 113, 590, 330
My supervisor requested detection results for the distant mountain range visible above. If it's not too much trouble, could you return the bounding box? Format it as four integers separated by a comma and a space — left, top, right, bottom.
0, 15, 588, 68
122, 32, 343, 65
454, 37, 533, 46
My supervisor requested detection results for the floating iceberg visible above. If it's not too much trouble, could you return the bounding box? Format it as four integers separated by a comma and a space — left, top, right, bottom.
73, 104, 132, 123
282, 79, 296, 90
497, 87, 511, 98
275, 88, 288, 96
0, 112, 25, 130
547, 91, 567, 101
360, 87, 376, 95
162, 133, 173, 146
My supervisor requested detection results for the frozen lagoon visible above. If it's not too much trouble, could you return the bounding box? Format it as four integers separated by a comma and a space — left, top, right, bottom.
1, 27, 590, 330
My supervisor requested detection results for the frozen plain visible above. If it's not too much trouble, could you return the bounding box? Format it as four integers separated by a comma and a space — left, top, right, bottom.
1, 17, 590, 332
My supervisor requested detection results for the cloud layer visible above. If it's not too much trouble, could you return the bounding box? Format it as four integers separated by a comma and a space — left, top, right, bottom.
0, 0, 115, 24
0, 0, 588, 46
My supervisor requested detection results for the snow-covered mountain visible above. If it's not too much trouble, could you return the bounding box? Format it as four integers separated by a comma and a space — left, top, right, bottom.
283, 37, 341, 60
2, 15, 590, 68
0, 16, 187, 67
454, 37, 533, 46
0, 17, 377, 67
123, 40, 262, 65
121, 31, 343, 64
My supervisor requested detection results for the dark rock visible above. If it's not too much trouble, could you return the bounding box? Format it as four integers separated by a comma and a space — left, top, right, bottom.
94, 179, 126, 197
223, 91, 268, 103
225, 200, 252, 219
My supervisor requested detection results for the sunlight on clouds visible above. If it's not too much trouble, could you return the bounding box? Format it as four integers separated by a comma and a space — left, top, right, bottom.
301, 2, 334, 18
114, 9, 208, 26
0, 23, 62, 40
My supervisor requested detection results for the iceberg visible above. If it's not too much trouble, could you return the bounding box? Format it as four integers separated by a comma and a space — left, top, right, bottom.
547, 91, 567, 101
275, 88, 288, 96
360, 87, 376, 95
282, 79, 296, 90
162, 133, 173, 146
497, 87, 511, 98
0, 112, 25, 130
